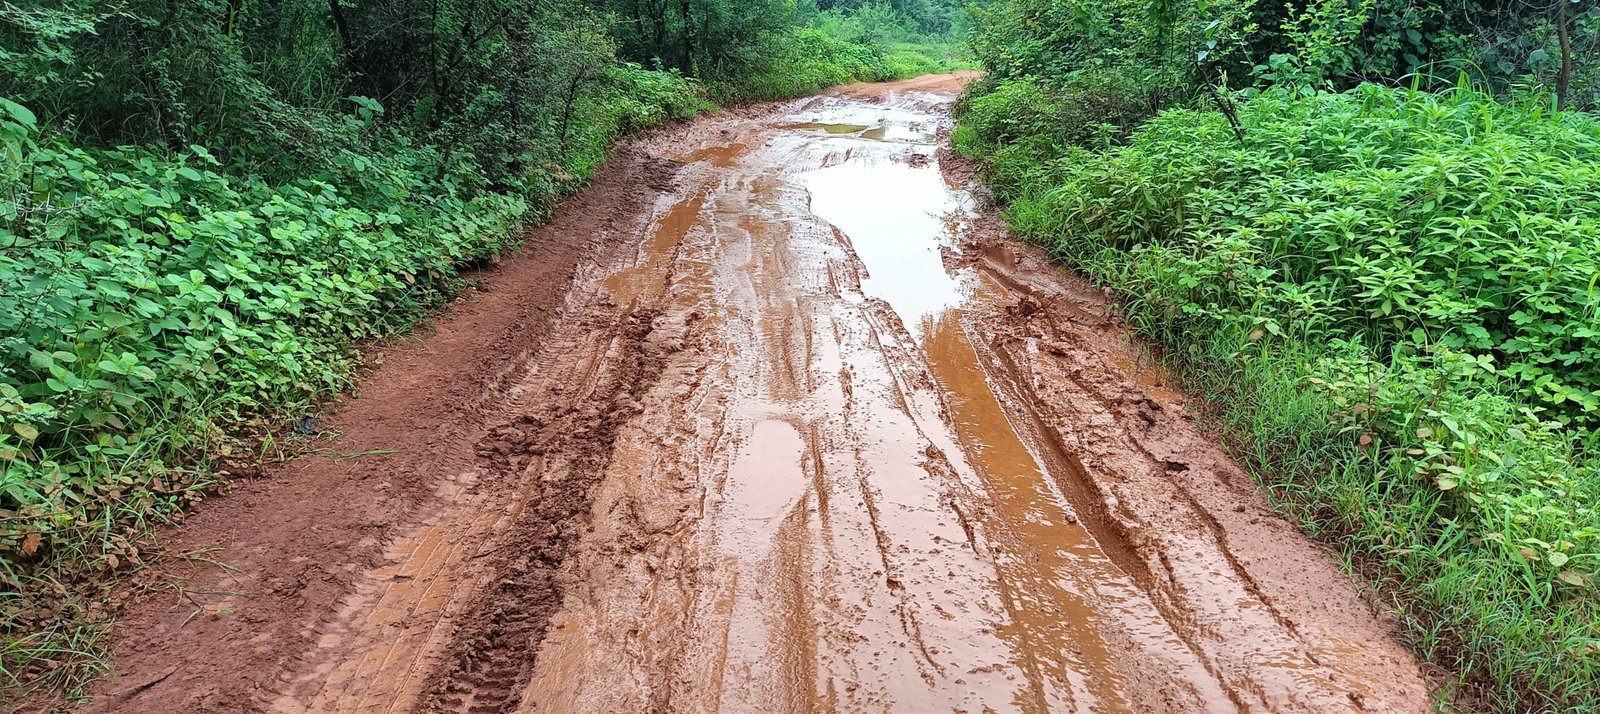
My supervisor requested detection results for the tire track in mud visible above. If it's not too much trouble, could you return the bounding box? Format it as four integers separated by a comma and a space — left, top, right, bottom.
262, 193, 704, 712
267, 156, 729, 713
417, 308, 681, 713
957, 234, 1428, 712
68, 74, 1433, 714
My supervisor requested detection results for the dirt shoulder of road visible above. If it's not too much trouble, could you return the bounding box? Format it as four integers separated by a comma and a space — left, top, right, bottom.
942, 143, 1444, 710
16, 146, 681, 713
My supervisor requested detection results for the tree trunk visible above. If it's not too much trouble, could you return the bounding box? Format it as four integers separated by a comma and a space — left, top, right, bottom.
678, 0, 694, 75
327, 0, 360, 83
558, 63, 591, 151
1554, 0, 1573, 110
651, 0, 668, 65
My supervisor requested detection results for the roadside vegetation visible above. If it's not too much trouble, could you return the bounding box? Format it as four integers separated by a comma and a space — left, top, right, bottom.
956, 0, 1600, 710
0, 0, 964, 699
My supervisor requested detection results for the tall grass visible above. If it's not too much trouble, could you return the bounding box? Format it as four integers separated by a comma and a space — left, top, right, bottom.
959, 78, 1600, 711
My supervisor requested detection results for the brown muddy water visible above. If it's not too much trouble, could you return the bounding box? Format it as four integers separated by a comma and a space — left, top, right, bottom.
75, 75, 1431, 714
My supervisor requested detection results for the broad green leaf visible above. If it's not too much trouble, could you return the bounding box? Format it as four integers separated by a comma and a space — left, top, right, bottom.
0, 97, 36, 129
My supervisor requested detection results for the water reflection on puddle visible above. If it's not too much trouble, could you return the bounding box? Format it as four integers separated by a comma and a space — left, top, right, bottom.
778, 122, 871, 134
799, 155, 973, 328
778, 121, 935, 144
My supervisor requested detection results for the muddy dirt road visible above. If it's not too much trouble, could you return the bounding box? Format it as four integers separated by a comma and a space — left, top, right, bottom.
74, 74, 1430, 713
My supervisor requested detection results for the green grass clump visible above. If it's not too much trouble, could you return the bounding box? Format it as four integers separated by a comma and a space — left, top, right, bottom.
952, 70, 1197, 170
704, 1, 973, 103
883, 40, 977, 77
958, 78, 1600, 711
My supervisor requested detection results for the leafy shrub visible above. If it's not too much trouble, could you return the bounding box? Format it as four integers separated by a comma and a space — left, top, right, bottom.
706, 26, 949, 101
962, 82, 1600, 710
0, 65, 707, 693
954, 72, 1197, 193
1014, 85, 1600, 420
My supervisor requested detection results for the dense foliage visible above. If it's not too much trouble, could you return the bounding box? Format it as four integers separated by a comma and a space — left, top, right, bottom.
0, 0, 964, 698
959, 0, 1600, 710
602, 0, 968, 99
969, 0, 1600, 106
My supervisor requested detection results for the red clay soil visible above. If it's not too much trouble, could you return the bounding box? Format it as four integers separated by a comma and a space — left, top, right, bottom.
32, 74, 1434, 714
39, 148, 682, 713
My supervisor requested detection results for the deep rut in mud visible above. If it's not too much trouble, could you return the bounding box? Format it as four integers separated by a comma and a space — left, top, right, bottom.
73, 74, 1431, 714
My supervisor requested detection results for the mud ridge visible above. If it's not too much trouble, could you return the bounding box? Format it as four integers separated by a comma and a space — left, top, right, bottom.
957, 202, 1429, 711
977, 330, 1264, 707
975, 320, 1158, 588
421, 308, 683, 713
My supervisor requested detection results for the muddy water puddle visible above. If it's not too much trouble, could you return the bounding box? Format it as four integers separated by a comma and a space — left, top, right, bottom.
800, 156, 970, 324
797, 127, 1236, 712
779, 122, 871, 134
521, 95, 1279, 712
502, 88, 1430, 714
778, 108, 938, 144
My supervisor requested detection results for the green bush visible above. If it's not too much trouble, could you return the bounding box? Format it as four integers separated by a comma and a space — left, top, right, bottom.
1010, 85, 1600, 420
960, 81, 1600, 710
702, 2, 972, 102
0, 118, 524, 525
0, 65, 708, 693
953, 73, 1197, 194
716, 26, 891, 99
705, 26, 953, 101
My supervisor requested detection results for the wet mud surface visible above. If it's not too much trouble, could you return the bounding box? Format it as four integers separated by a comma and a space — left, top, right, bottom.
62, 74, 1430, 713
